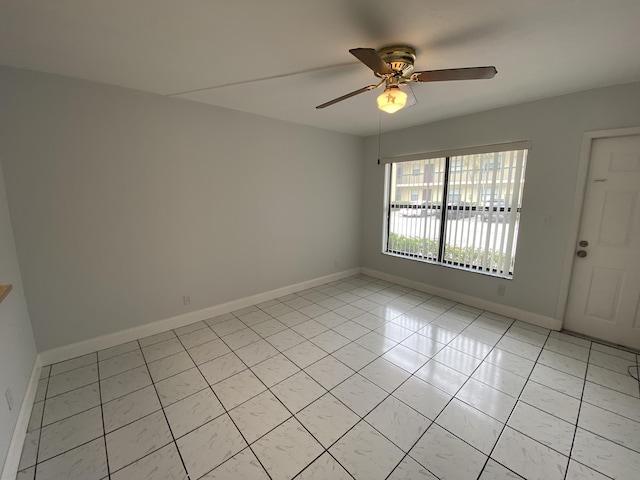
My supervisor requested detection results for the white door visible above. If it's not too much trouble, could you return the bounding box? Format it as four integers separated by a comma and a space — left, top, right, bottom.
564, 134, 640, 349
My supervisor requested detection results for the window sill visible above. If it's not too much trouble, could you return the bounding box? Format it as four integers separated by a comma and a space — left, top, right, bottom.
0, 284, 13, 304
382, 251, 513, 280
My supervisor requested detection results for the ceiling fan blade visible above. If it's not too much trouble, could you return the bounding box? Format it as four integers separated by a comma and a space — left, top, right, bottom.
412, 66, 497, 82
349, 48, 393, 75
316, 84, 380, 109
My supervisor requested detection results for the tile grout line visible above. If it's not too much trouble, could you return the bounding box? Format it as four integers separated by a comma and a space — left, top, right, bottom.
46, 354, 93, 372
356, 284, 535, 477
392, 314, 482, 474
469, 326, 552, 479
29, 275, 638, 480
28, 437, 111, 477
83, 310, 637, 435
29, 359, 112, 478
381, 311, 519, 480
95, 357, 112, 479
194, 286, 410, 479
176, 327, 277, 480
28, 280, 438, 477
23, 308, 524, 480
313, 301, 480, 479
135, 338, 193, 480
637, 353, 640, 398
562, 342, 613, 480
32, 312, 480, 476
215, 307, 371, 479
31, 364, 51, 480
221, 315, 367, 480
480, 329, 634, 477
68, 370, 172, 478
288, 296, 519, 478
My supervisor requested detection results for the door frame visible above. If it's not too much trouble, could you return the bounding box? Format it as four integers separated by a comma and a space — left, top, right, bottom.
556, 126, 640, 325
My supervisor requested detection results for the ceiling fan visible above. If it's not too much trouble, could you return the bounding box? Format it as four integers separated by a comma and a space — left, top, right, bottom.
316, 45, 497, 114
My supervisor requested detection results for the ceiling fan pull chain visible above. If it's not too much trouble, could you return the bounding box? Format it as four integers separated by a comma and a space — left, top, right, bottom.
377, 111, 382, 165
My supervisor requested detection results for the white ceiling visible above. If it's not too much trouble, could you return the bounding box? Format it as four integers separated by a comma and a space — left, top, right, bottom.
2, 0, 640, 136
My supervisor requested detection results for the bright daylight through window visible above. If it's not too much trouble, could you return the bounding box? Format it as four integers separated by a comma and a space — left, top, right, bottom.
383, 143, 529, 278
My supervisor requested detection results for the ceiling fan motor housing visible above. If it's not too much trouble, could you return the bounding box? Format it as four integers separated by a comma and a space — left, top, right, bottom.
376, 45, 416, 77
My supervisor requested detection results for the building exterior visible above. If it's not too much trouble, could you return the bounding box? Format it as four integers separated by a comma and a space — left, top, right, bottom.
390, 150, 527, 210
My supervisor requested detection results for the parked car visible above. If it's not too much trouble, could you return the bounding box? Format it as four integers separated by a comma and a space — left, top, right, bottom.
481, 200, 508, 222
399, 201, 435, 217
446, 202, 477, 220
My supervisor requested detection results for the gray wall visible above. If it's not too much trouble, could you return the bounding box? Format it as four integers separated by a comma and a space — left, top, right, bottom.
0, 67, 363, 352
362, 81, 640, 320
0, 160, 37, 473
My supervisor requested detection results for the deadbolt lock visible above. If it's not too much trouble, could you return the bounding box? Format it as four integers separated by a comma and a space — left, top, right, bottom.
578, 240, 589, 247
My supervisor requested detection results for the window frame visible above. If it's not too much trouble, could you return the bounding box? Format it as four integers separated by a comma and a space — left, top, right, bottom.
381, 142, 530, 279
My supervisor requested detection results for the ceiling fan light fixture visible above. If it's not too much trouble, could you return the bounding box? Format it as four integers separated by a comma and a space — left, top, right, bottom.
377, 86, 407, 114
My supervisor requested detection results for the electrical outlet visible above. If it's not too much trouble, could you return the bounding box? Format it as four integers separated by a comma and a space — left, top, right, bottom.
5, 388, 14, 411
497, 285, 506, 296
183, 295, 191, 306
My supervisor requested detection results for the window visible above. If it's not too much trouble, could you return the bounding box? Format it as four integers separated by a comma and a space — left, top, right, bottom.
383, 143, 529, 278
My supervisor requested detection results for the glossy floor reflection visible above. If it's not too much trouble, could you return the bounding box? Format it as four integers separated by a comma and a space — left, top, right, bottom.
17, 275, 640, 479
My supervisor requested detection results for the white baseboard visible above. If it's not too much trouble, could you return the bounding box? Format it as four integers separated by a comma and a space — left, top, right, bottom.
361, 268, 562, 331
39, 268, 361, 366
1, 355, 42, 480
39, 265, 562, 366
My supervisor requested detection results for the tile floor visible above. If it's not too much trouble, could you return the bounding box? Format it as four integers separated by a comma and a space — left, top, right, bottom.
15, 274, 640, 480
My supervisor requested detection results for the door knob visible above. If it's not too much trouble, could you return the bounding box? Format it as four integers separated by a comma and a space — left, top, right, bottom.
577, 250, 587, 258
